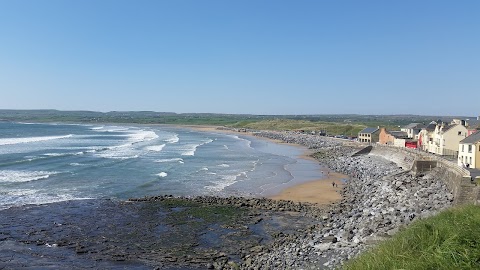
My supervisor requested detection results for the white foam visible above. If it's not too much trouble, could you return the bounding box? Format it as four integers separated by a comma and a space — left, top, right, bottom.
69, 163, 85, 166
0, 170, 58, 183
156, 172, 168, 178
154, 158, 184, 163
97, 153, 139, 160
181, 148, 196, 156
90, 126, 104, 130
200, 167, 209, 171
145, 144, 166, 152
181, 139, 213, 156
205, 174, 240, 192
127, 130, 159, 144
95, 129, 158, 159
0, 189, 93, 210
101, 127, 130, 132
0, 134, 73, 146
218, 164, 230, 168
228, 135, 252, 148
43, 153, 66, 157
165, 134, 179, 144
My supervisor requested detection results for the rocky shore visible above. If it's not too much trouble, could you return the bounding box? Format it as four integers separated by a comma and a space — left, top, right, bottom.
0, 129, 455, 270
0, 195, 329, 270
241, 131, 454, 269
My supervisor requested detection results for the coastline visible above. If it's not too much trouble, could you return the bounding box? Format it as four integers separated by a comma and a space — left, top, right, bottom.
0, 123, 458, 270
183, 124, 346, 205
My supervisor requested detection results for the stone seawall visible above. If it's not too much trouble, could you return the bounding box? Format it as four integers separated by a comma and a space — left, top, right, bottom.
368, 144, 474, 205
244, 131, 456, 269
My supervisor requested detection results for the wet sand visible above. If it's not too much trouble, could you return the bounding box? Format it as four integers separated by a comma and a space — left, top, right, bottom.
184, 125, 346, 205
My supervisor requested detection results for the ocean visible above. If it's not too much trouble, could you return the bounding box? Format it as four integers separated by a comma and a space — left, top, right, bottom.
0, 122, 325, 210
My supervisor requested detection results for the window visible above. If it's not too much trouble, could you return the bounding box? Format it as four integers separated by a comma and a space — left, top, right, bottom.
458, 131, 462, 135
470, 157, 472, 165
462, 145, 465, 152
468, 145, 472, 153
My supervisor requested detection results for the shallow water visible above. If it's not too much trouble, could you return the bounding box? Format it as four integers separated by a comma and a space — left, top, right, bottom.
0, 122, 325, 210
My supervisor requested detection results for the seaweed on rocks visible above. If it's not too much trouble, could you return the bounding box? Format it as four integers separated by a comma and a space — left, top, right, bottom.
0, 196, 327, 270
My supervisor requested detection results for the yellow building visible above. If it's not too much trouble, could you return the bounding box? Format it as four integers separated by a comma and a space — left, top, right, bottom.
458, 131, 480, 169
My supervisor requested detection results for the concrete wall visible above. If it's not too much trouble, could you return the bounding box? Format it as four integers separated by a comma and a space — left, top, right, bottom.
393, 138, 406, 148
369, 144, 475, 205
413, 160, 437, 173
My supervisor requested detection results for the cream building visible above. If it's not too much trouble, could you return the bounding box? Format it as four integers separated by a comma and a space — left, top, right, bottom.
401, 123, 426, 139
358, 127, 380, 143
418, 123, 437, 152
458, 131, 480, 169
422, 120, 468, 157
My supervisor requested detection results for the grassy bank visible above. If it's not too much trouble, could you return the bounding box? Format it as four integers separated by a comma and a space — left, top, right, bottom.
343, 205, 480, 270
231, 119, 366, 136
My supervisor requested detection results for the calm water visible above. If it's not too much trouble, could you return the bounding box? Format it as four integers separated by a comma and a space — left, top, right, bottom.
0, 122, 324, 209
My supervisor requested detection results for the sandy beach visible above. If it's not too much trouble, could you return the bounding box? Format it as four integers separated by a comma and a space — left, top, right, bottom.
269, 172, 345, 205
185, 125, 346, 205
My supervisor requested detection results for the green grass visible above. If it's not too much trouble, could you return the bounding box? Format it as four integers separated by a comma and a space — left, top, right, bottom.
343, 205, 480, 270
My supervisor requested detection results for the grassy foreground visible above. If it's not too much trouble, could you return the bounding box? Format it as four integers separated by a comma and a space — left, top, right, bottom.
343, 205, 480, 270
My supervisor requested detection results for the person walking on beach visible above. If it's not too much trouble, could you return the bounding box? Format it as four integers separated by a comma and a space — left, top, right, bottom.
332, 181, 335, 187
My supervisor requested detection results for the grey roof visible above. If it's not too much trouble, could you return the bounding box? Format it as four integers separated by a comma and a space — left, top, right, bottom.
467, 119, 480, 129
424, 123, 437, 131
389, 131, 409, 138
442, 124, 456, 133
359, 127, 379, 134
402, 123, 426, 129
460, 130, 480, 144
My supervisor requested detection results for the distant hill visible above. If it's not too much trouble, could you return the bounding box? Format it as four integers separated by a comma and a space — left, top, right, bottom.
0, 109, 473, 132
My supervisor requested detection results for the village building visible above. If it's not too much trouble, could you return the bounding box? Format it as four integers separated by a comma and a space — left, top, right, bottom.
458, 130, 480, 169
418, 122, 437, 151
466, 117, 480, 136
379, 128, 410, 147
358, 127, 380, 143
420, 119, 468, 157
401, 123, 426, 139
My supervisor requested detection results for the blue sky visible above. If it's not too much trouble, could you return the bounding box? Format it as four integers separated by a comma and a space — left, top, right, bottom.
0, 1, 479, 116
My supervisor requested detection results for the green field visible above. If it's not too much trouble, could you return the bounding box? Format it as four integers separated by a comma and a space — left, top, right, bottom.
343, 205, 480, 270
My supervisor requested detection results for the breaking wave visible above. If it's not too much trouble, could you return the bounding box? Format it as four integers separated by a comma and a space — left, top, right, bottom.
0, 135, 73, 146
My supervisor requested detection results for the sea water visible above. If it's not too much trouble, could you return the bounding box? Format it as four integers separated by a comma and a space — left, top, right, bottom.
0, 122, 324, 210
